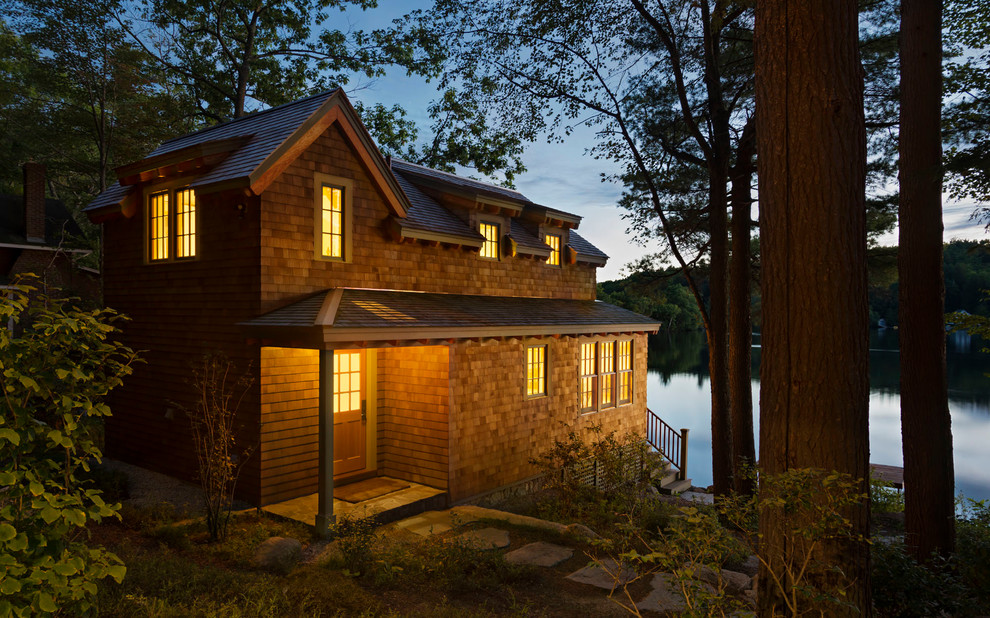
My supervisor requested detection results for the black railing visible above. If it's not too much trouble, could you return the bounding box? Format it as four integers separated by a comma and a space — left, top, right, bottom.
646, 407, 689, 481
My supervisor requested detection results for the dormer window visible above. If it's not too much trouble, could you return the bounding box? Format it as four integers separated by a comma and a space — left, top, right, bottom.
148, 187, 196, 262
479, 222, 500, 259
545, 233, 561, 266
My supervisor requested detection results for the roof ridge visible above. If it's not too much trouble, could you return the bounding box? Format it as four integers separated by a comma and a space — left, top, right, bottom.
390, 158, 529, 198
159, 89, 341, 147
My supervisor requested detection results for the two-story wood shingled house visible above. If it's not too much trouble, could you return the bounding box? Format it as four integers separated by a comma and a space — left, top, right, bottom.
86, 90, 660, 532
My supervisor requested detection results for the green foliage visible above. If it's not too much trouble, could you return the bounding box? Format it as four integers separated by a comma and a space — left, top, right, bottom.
721, 468, 869, 617
870, 478, 905, 514
598, 267, 704, 331
872, 540, 974, 617
957, 498, 990, 604
327, 512, 381, 575
0, 278, 138, 616
183, 353, 254, 541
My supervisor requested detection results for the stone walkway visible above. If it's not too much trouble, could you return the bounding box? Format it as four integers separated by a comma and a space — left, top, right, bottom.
384, 505, 758, 615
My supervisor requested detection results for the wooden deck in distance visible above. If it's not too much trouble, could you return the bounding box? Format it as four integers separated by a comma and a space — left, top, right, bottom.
871, 463, 904, 489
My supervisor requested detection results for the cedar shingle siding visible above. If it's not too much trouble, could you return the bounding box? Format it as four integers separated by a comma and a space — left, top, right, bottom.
89, 90, 659, 507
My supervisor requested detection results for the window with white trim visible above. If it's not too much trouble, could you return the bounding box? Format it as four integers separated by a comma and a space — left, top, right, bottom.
580, 339, 634, 413
526, 344, 547, 397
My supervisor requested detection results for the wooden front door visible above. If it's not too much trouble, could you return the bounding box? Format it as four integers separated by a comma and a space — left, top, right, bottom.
333, 350, 366, 476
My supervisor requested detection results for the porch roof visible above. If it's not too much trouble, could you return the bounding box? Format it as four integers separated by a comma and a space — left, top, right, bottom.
240, 288, 660, 346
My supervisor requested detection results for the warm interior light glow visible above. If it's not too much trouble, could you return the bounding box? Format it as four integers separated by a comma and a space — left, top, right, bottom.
479, 222, 499, 259
526, 345, 547, 396
322, 185, 344, 258
149, 191, 169, 261
176, 188, 196, 258
600, 341, 615, 407
580, 342, 597, 411
545, 233, 561, 266
617, 340, 632, 403
333, 351, 362, 413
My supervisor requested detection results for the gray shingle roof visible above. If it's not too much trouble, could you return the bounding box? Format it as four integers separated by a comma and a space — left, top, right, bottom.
241, 288, 659, 342
392, 171, 482, 242
390, 158, 532, 205
509, 220, 551, 255
569, 230, 609, 262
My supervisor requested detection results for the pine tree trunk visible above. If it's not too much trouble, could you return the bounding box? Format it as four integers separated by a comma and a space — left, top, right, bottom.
898, 0, 955, 562
730, 120, 756, 496
709, 171, 734, 497
755, 1, 871, 614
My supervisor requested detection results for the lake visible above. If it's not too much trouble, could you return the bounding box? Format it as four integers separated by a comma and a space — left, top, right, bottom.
645, 329, 990, 501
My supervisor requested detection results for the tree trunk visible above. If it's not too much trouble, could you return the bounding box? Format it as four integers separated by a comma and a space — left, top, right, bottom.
729, 120, 756, 496
898, 0, 955, 562
709, 169, 733, 497
755, 1, 871, 615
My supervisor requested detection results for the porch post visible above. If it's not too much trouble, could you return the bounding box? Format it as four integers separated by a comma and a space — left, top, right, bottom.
316, 348, 335, 537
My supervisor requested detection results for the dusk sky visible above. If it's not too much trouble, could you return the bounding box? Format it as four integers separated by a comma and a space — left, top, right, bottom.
346, 4, 987, 282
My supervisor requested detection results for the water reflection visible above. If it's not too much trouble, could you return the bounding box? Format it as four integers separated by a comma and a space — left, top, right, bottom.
646, 330, 990, 500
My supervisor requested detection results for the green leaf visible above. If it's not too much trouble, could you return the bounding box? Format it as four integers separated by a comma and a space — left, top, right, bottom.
8, 534, 28, 552
17, 375, 38, 390
36, 592, 56, 613
0, 428, 20, 446
39, 506, 60, 524
53, 561, 78, 576
0, 471, 16, 485
28, 481, 44, 497
55, 368, 70, 380
0, 578, 21, 594
107, 564, 126, 583
0, 523, 16, 542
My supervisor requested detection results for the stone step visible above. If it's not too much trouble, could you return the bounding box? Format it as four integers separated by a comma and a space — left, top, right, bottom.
659, 478, 693, 495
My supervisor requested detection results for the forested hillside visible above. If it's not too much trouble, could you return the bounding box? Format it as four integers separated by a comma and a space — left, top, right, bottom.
599, 239, 990, 329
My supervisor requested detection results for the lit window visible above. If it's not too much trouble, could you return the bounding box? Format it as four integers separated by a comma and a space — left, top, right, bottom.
526, 345, 547, 397
580, 342, 598, 412
617, 340, 633, 404
545, 233, 561, 266
333, 351, 362, 413
148, 187, 196, 262
149, 191, 169, 261
600, 340, 615, 408
322, 185, 344, 259
176, 188, 196, 258
480, 222, 500, 259
580, 339, 634, 413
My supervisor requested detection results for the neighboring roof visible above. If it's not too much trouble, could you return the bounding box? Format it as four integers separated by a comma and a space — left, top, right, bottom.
241, 288, 660, 345
509, 220, 551, 258
0, 194, 84, 247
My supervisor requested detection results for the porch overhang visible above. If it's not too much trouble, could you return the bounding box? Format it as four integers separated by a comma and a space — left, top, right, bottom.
239, 288, 661, 348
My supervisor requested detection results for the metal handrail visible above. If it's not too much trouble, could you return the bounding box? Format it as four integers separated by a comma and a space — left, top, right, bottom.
646, 407, 690, 481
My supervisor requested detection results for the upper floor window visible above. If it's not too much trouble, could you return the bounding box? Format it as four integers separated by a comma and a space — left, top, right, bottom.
321, 184, 344, 259
148, 187, 196, 262
479, 222, 500, 259
313, 173, 353, 262
526, 344, 547, 398
545, 233, 561, 266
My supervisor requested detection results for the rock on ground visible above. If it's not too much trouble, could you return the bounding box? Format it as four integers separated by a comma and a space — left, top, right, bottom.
505, 542, 574, 567
566, 559, 636, 591
253, 536, 302, 574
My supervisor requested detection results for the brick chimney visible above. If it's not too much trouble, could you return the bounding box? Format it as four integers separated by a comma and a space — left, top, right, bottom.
22, 162, 46, 243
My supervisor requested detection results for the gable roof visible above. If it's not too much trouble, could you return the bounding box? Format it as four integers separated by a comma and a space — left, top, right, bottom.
86, 90, 409, 221
0, 194, 84, 248
240, 287, 660, 346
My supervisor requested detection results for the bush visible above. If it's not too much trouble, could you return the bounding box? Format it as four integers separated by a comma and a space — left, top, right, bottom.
958, 498, 990, 606
870, 477, 905, 514
0, 279, 138, 616
872, 540, 974, 617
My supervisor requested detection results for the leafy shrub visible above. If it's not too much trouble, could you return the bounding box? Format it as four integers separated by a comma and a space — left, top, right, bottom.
870, 477, 905, 514
0, 279, 137, 616
872, 539, 974, 617
957, 498, 990, 606
327, 512, 380, 574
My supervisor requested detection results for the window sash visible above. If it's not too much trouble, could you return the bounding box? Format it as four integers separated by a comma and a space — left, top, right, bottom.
480, 222, 499, 259
526, 345, 547, 397
545, 233, 561, 266
149, 191, 170, 261
322, 185, 345, 259
580, 339, 633, 412
175, 188, 196, 259
617, 340, 633, 404
580, 342, 598, 412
